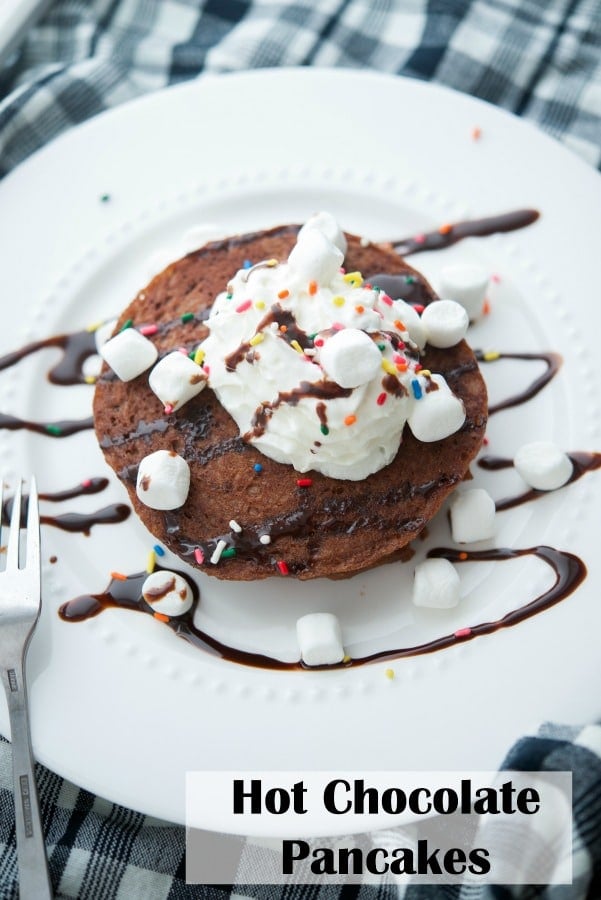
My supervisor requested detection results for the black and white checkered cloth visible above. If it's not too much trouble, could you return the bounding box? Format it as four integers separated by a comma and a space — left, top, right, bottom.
1, 1, 600, 897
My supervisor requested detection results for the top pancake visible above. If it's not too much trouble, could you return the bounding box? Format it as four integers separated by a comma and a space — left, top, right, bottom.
94, 225, 488, 580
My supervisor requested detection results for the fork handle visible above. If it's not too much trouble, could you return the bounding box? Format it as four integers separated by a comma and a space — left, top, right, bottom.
2, 661, 53, 899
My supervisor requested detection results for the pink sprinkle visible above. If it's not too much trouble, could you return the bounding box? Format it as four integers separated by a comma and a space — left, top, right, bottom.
164, 404, 174, 415
413, 304, 425, 314
276, 560, 290, 576
491, 273, 501, 283
236, 299, 252, 313
380, 294, 393, 306
376, 392, 387, 406
332, 322, 345, 331
203, 364, 210, 375
140, 324, 158, 336
454, 627, 472, 639
392, 353, 406, 364
81, 478, 92, 489
414, 234, 426, 245
314, 338, 324, 347
483, 436, 489, 446
178, 346, 188, 355
194, 547, 205, 565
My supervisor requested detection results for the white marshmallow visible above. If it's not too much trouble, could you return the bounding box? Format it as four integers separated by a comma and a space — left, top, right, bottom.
514, 441, 573, 491
391, 299, 427, 350
287, 229, 344, 285
319, 328, 382, 388
407, 374, 466, 442
148, 351, 207, 412
82, 354, 103, 379
438, 264, 489, 320
421, 299, 469, 349
100, 328, 158, 381
413, 558, 461, 609
297, 211, 347, 254
142, 570, 193, 616
136, 450, 190, 510
296, 613, 345, 667
450, 488, 496, 543
94, 318, 118, 351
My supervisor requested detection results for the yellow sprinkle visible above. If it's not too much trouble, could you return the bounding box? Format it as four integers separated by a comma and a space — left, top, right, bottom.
249, 333, 264, 346
420, 369, 431, 377
385, 668, 395, 680
267, 258, 278, 267
342, 654, 352, 664
194, 347, 205, 365
343, 271, 363, 287
290, 339, 303, 354
83, 375, 97, 384
86, 320, 103, 333
255, 300, 266, 310
483, 350, 500, 361
381, 358, 397, 376
146, 551, 156, 574
332, 295, 345, 307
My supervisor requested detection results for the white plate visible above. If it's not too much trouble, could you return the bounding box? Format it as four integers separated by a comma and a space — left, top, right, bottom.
1, 69, 600, 830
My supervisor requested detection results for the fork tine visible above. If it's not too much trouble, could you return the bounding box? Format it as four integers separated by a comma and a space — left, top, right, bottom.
6, 478, 22, 571
26, 476, 41, 584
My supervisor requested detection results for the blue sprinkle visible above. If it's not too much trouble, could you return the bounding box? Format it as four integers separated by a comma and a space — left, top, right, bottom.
243, 259, 253, 269
153, 544, 166, 557
253, 463, 263, 473
411, 378, 423, 400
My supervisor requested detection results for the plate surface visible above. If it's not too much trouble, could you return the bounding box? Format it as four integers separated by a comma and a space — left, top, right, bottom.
0, 69, 600, 829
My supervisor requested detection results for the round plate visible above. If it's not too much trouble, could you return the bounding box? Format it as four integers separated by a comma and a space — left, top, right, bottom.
0, 69, 600, 829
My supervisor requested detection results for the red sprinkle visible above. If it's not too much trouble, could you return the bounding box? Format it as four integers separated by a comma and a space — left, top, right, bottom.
376, 392, 387, 406
194, 547, 205, 565
413, 304, 425, 314
296, 478, 312, 487
414, 234, 426, 245
314, 338, 324, 347
380, 293, 393, 306
81, 478, 92, 489
276, 560, 290, 576
483, 436, 490, 446
236, 299, 252, 313
454, 627, 472, 638
140, 324, 158, 336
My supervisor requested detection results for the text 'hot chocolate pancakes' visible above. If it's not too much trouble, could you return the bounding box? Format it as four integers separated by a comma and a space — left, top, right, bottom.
94, 227, 487, 580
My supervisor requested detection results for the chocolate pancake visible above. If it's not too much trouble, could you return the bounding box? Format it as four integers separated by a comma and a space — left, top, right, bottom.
94, 225, 487, 580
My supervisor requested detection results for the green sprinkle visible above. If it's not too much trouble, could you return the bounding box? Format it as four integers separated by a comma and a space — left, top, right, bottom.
46, 424, 62, 436
221, 547, 237, 559
120, 318, 133, 331
320, 424, 329, 436
378, 343, 386, 351
372, 285, 382, 292
100, 193, 111, 203
181, 312, 194, 323
226, 293, 233, 300
405, 275, 416, 284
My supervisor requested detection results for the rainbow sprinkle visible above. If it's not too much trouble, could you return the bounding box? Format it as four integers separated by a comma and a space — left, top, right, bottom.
194, 547, 205, 565
253, 463, 263, 473
210, 540, 227, 564
455, 627, 472, 638
411, 379, 423, 399
181, 312, 195, 323
153, 544, 165, 557
140, 324, 158, 336
146, 551, 156, 574
249, 333, 264, 347
296, 478, 312, 487
276, 560, 290, 576
119, 319, 133, 331
236, 299, 252, 313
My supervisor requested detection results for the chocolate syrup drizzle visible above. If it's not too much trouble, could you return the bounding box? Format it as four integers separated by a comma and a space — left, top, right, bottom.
475, 350, 562, 415
478, 451, 601, 511
2, 478, 131, 535
393, 209, 540, 257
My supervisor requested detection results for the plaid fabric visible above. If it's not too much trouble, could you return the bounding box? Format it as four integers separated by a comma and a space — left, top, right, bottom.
1, 0, 601, 897
0, 0, 600, 178
2, 723, 601, 898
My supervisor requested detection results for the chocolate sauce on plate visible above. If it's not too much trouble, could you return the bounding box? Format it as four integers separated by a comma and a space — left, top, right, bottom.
393, 209, 540, 257
475, 350, 562, 414
478, 451, 601, 511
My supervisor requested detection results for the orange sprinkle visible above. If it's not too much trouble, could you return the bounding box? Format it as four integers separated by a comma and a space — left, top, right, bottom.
355, 305, 365, 314
308, 280, 318, 295
153, 612, 170, 623
393, 319, 406, 331
279, 324, 288, 333
483, 299, 491, 315
396, 362, 408, 372
110, 571, 127, 581
459, 552, 469, 561
344, 414, 357, 426
471, 126, 482, 141
438, 223, 452, 235
278, 289, 289, 299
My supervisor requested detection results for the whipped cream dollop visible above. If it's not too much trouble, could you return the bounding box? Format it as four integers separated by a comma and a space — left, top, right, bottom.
200, 212, 466, 480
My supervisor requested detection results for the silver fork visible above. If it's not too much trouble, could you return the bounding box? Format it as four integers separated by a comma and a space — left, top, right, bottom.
0, 478, 53, 899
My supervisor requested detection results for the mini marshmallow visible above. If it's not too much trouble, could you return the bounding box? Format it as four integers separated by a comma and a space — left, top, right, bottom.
514, 441, 573, 491
297, 211, 347, 254
100, 328, 158, 381
136, 449, 190, 510
94, 318, 118, 351
142, 570, 193, 616
413, 558, 460, 609
407, 374, 466, 442
438, 263, 489, 320
287, 229, 344, 284
421, 299, 469, 349
319, 328, 381, 388
296, 613, 345, 667
148, 351, 207, 412
450, 488, 496, 543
